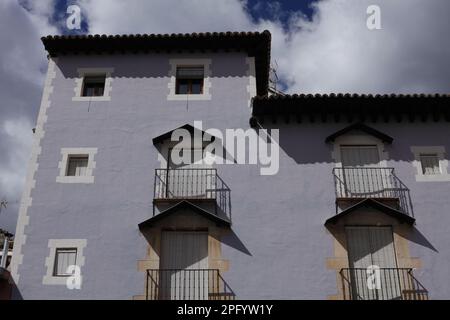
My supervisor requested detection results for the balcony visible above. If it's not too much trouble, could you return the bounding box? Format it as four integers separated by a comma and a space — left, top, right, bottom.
153, 168, 231, 219
340, 268, 428, 300
154, 168, 218, 201
333, 167, 413, 216
146, 269, 235, 300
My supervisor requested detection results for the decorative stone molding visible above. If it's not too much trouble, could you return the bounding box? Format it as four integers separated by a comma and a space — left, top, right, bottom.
10, 58, 58, 283
72, 67, 114, 102
42, 239, 87, 285
167, 58, 212, 101
56, 148, 98, 184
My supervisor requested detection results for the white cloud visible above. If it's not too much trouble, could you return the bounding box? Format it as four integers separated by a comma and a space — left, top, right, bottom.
274, 0, 450, 93
1, 0, 450, 232
0, 118, 33, 199
78, 0, 450, 93
78, 0, 254, 34
0, 0, 57, 231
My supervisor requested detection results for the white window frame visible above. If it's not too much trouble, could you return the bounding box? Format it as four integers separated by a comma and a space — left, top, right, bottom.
411, 146, 450, 182
72, 67, 114, 102
56, 148, 98, 184
167, 58, 212, 101
43, 239, 87, 285
52, 248, 78, 277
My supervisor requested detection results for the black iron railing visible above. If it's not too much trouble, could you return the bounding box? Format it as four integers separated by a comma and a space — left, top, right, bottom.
154, 168, 231, 219
333, 167, 413, 215
154, 168, 217, 200
146, 269, 235, 300
340, 268, 428, 300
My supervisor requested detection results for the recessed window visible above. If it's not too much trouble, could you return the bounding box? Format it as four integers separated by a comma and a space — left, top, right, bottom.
53, 248, 77, 277
66, 155, 89, 177
57, 148, 97, 184
420, 154, 440, 175
43, 239, 87, 285
411, 146, 450, 182
81, 75, 106, 97
175, 66, 204, 94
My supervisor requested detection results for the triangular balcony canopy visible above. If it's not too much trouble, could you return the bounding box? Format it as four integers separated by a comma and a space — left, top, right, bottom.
325, 198, 415, 225
139, 200, 231, 229
152, 124, 218, 145
325, 123, 393, 144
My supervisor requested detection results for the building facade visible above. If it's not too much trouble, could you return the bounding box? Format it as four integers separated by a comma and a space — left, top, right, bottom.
9, 31, 450, 299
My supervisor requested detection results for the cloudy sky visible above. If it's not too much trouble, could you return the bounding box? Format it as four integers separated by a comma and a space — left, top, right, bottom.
1, 0, 450, 232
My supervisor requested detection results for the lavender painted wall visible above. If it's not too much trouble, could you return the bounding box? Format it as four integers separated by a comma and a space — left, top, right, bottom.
13, 52, 450, 299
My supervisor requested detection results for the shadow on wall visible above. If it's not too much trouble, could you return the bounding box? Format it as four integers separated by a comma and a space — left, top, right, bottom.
260, 120, 443, 255
260, 120, 450, 164
56, 53, 249, 81
405, 227, 438, 253
215, 229, 252, 257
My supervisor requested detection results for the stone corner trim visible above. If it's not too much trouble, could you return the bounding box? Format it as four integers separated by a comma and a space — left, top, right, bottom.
10, 58, 58, 284
246, 57, 256, 108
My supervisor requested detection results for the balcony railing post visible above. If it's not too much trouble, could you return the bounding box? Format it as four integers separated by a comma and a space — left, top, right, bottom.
333, 167, 412, 216
340, 268, 428, 300
146, 269, 232, 300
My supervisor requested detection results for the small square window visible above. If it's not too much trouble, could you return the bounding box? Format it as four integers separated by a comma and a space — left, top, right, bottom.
53, 248, 77, 277
175, 67, 204, 94
82, 75, 106, 97
66, 155, 89, 176
420, 154, 441, 175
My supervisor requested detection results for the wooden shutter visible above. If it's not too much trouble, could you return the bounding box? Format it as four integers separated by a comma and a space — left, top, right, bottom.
346, 227, 400, 300
160, 231, 208, 300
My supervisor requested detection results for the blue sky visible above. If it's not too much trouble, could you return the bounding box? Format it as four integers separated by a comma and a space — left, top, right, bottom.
1, 0, 450, 233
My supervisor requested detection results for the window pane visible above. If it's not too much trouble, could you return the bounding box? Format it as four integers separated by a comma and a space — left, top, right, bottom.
82, 75, 106, 97
176, 79, 189, 94
53, 248, 77, 276
191, 79, 203, 94
175, 67, 204, 95
67, 156, 89, 176
420, 154, 440, 175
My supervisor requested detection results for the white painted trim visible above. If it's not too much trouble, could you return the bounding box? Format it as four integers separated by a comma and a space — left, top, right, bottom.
42, 239, 87, 286
56, 148, 98, 184
72, 67, 114, 102
246, 57, 256, 108
167, 58, 212, 101
331, 134, 389, 167
411, 146, 450, 182
10, 58, 58, 283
